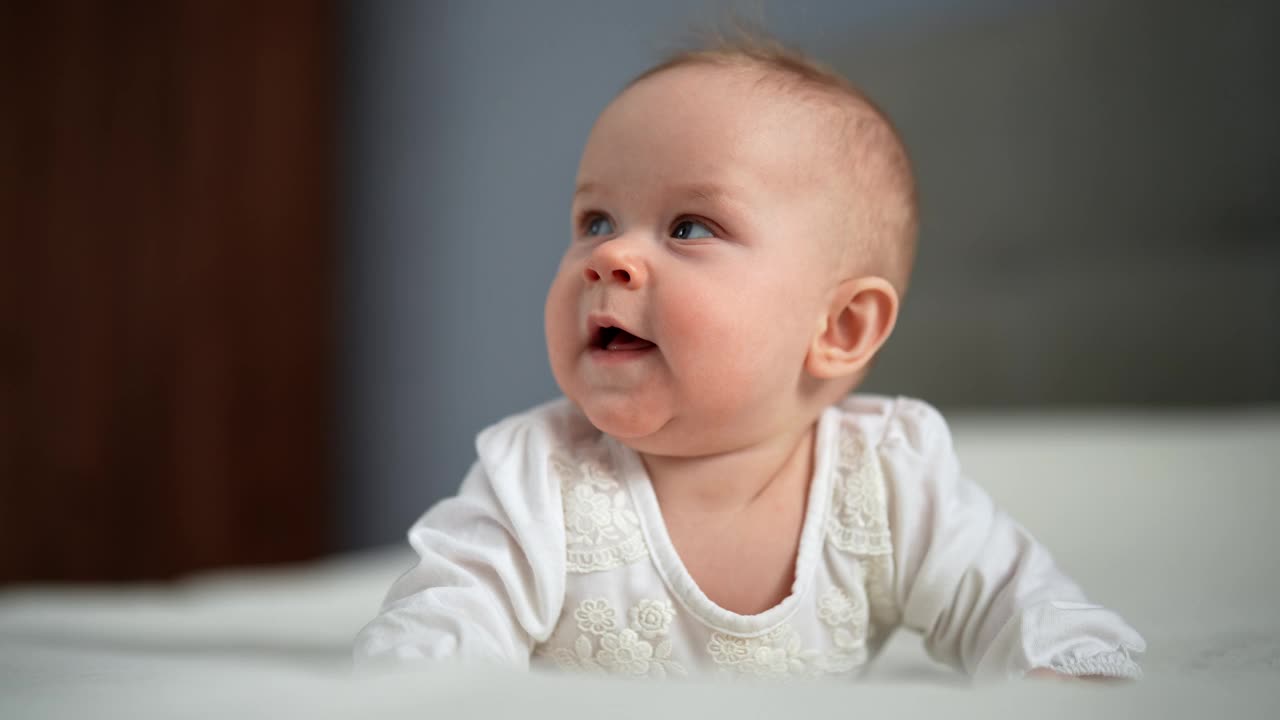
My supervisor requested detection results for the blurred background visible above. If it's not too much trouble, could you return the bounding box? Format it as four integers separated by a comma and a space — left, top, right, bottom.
2, 0, 1277, 582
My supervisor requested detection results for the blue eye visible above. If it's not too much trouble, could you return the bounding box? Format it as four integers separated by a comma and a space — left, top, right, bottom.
671, 219, 715, 240
584, 215, 615, 236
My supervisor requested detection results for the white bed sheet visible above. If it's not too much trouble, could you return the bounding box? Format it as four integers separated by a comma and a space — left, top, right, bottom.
4, 408, 1279, 718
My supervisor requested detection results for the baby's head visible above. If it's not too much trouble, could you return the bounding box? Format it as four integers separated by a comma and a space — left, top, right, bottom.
545, 39, 917, 458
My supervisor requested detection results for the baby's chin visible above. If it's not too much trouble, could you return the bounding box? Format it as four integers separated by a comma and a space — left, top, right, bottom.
577, 400, 728, 458
573, 394, 673, 447
580, 403, 663, 441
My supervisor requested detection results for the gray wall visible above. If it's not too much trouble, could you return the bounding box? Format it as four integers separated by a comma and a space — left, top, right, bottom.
340, 0, 1279, 550
838, 1, 1280, 407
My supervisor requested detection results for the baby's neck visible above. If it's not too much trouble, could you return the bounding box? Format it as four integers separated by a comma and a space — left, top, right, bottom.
639, 420, 817, 515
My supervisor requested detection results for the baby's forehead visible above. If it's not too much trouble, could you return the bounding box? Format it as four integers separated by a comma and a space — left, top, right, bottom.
623, 61, 853, 127
604, 64, 856, 169
632, 63, 887, 172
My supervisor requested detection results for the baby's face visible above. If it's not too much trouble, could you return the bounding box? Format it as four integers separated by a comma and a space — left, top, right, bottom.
545, 64, 847, 456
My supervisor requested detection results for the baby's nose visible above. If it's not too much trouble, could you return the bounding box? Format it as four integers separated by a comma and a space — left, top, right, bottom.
583, 244, 644, 287
584, 266, 633, 284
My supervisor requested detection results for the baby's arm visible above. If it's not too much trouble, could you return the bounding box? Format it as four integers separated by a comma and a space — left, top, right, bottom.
881, 399, 1145, 681
353, 418, 567, 669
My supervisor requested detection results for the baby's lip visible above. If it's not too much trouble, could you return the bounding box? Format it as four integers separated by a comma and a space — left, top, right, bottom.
586, 313, 656, 350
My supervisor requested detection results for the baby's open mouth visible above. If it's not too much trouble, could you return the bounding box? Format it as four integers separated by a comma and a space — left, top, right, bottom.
591, 326, 657, 352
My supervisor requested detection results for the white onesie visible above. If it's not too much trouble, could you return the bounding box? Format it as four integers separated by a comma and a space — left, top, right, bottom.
353, 394, 1145, 681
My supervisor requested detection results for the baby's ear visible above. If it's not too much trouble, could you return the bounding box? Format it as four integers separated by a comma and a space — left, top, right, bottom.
804, 276, 899, 380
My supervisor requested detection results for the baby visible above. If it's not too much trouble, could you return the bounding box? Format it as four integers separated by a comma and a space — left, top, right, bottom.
354, 39, 1145, 682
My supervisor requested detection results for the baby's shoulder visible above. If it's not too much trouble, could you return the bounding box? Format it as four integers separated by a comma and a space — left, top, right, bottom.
834, 393, 951, 442
473, 397, 601, 475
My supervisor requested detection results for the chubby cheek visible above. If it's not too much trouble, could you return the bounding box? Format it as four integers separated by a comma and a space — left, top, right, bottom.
544, 265, 582, 391
659, 272, 804, 417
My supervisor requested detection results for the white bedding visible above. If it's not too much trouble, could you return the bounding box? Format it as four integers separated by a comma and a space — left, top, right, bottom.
4, 408, 1279, 718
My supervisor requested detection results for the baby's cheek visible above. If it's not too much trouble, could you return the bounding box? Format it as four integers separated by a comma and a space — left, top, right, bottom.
660, 287, 732, 355
544, 274, 581, 370
662, 288, 779, 396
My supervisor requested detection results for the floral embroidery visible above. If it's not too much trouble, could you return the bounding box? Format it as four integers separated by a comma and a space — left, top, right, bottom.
552, 447, 647, 573
564, 484, 613, 540
704, 589, 874, 681
815, 587, 869, 672
546, 598, 686, 679
826, 431, 892, 555
707, 625, 816, 679
598, 629, 655, 675
818, 588, 862, 629
629, 599, 675, 639
825, 421, 900, 631
706, 634, 752, 665
574, 598, 617, 635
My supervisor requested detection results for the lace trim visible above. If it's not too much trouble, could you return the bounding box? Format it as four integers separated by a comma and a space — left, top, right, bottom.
825, 430, 892, 556
860, 554, 901, 627
708, 624, 818, 679
1049, 648, 1143, 679
705, 587, 871, 680
825, 421, 900, 629
706, 624, 868, 680
544, 590, 875, 681
552, 446, 648, 574
566, 534, 647, 574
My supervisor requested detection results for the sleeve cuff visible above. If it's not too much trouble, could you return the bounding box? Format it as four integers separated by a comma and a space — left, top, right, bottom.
1045, 646, 1143, 679
976, 600, 1147, 681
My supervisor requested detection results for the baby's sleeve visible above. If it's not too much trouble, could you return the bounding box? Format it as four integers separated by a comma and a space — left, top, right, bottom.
352, 411, 567, 670
879, 398, 1146, 681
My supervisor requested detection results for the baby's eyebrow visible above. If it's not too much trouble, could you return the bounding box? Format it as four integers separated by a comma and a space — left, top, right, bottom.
677, 183, 736, 203
672, 182, 751, 211
573, 180, 602, 198
573, 180, 748, 208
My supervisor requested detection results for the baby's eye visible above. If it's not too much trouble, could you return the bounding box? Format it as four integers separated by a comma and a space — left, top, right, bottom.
670, 219, 715, 240
583, 214, 615, 237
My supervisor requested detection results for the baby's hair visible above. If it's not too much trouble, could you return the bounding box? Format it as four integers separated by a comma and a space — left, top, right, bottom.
625, 26, 920, 297
629, 25, 866, 106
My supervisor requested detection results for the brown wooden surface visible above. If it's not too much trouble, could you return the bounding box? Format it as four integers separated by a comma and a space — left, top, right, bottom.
0, 1, 335, 582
